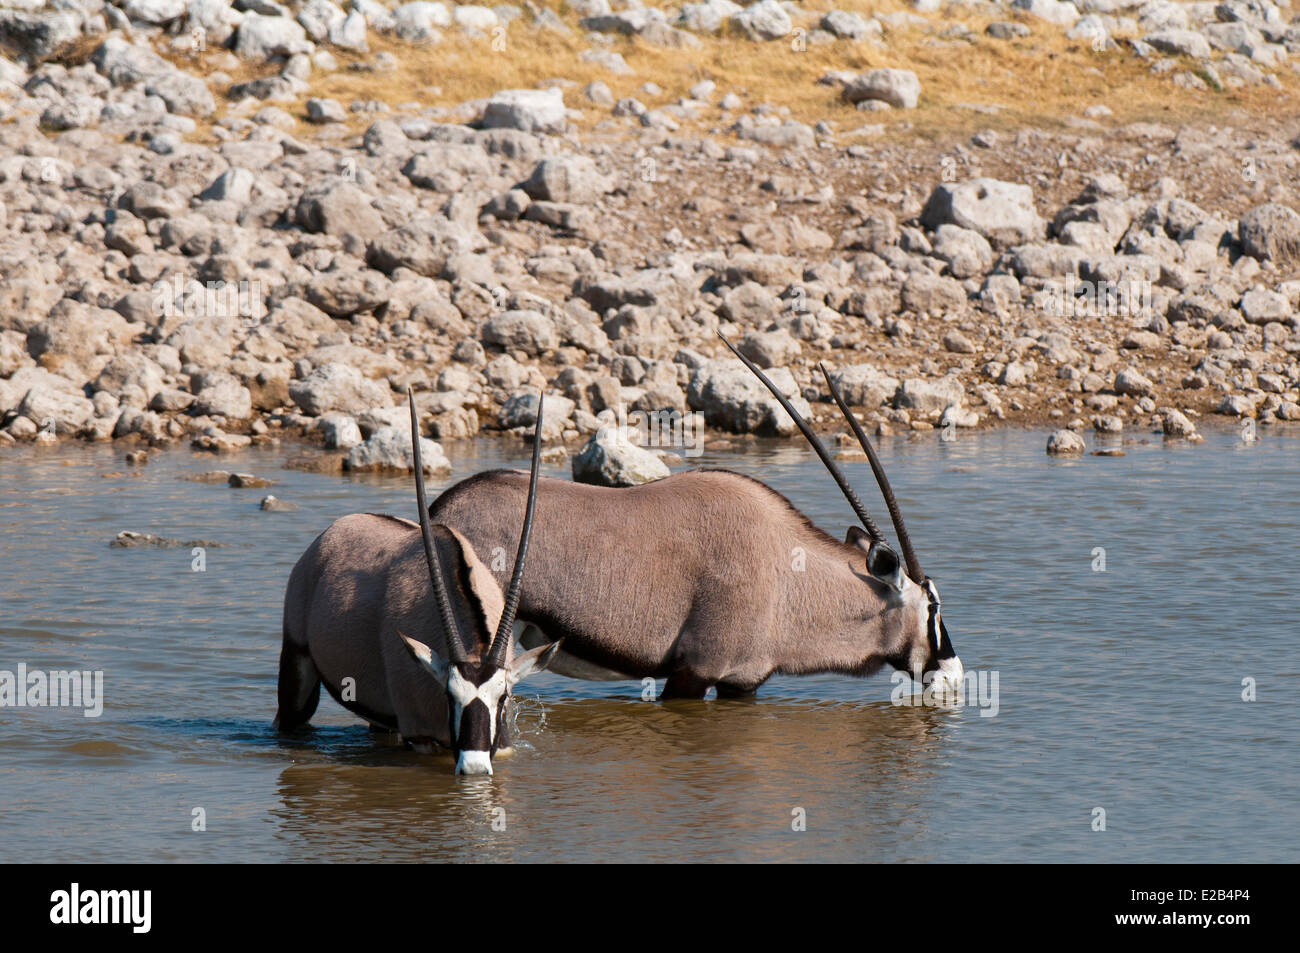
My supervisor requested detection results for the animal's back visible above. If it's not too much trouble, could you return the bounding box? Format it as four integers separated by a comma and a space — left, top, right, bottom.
430, 468, 829, 677
283, 512, 418, 653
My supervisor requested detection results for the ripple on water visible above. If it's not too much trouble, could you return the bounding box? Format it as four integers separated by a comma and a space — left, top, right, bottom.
56, 739, 149, 760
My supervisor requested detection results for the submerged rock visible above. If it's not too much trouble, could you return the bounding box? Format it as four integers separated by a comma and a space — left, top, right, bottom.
184, 470, 233, 483
259, 495, 299, 511
110, 531, 225, 548
1046, 429, 1086, 455
1162, 409, 1198, 438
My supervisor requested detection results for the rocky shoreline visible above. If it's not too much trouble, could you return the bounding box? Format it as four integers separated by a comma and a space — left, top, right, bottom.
3, 0, 1300, 481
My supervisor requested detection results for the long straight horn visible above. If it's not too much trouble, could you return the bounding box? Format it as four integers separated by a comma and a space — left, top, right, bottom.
717, 332, 886, 544
409, 388, 467, 665
818, 364, 924, 584
486, 392, 544, 669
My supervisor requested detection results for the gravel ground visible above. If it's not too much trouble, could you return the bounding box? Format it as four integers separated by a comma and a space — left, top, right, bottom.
3, 0, 1300, 476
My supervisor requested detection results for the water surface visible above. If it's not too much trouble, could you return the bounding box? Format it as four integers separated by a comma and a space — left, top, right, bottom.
0, 427, 1295, 862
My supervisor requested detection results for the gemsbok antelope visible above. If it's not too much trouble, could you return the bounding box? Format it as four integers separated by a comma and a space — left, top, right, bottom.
427, 334, 963, 700
275, 390, 560, 775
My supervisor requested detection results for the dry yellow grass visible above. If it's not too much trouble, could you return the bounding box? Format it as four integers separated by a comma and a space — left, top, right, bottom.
155, 1, 1297, 145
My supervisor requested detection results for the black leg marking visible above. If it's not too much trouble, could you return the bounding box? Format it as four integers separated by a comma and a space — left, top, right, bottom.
274, 635, 321, 731
662, 669, 712, 700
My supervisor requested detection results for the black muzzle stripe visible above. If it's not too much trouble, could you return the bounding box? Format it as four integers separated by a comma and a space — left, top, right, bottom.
925, 580, 956, 659
457, 698, 493, 754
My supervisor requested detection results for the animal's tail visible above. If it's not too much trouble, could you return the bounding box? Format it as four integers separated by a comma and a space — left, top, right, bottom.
273, 628, 321, 731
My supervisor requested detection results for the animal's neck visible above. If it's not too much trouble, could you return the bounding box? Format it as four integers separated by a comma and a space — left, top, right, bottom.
772, 542, 891, 677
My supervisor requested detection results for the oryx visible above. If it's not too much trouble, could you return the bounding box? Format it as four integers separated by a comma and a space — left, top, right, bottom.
274, 390, 559, 775
427, 335, 963, 699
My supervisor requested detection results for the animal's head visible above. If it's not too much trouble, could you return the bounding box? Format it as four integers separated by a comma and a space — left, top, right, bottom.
842, 527, 961, 691
399, 632, 560, 776
401, 388, 560, 775
719, 334, 964, 694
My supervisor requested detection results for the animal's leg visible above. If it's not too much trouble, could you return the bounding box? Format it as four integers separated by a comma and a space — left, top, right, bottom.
661, 667, 712, 699
273, 633, 321, 730
661, 600, 754, 700
389, 665, 450, 750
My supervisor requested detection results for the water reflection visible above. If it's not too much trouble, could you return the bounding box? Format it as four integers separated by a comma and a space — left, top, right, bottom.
268, 698, 954, 862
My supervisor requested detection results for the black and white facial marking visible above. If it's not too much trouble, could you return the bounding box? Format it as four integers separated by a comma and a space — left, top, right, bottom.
446, 663, 507, 776
401, 635, 559, 776
923, 579, 946, 655
920, 578, 963, 689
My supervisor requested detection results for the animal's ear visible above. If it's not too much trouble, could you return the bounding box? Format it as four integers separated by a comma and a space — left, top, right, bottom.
506, 640, 561, 686
400, 632, 450, 681
446, 526, 506, 638
845, 525, 872, 553
865, 541, 905, 593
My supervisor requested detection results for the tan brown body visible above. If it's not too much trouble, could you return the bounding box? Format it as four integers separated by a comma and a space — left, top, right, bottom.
276, 514, 505, 747
431, 468, 937, 698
